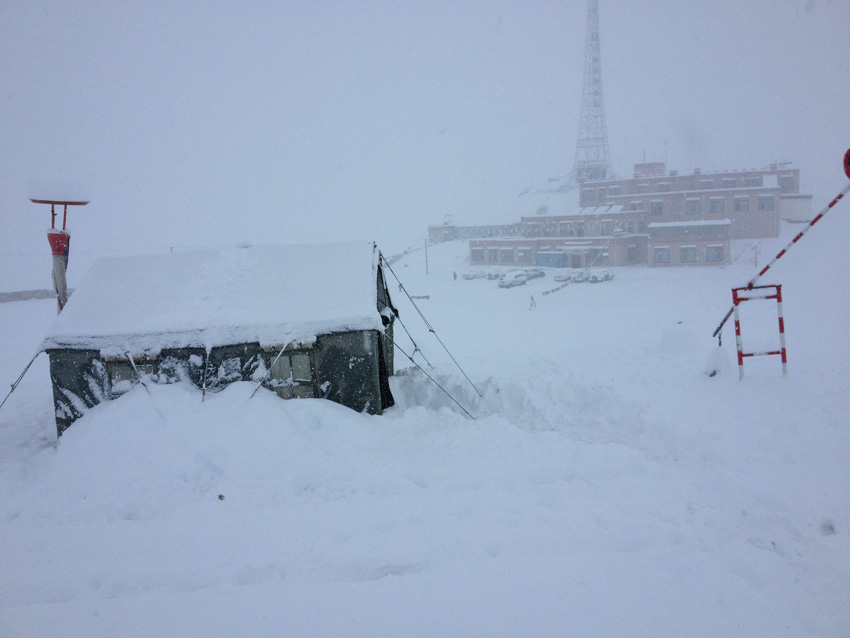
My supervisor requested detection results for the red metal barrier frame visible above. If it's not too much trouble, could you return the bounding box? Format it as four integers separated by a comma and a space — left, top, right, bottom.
731, 284, 787, 380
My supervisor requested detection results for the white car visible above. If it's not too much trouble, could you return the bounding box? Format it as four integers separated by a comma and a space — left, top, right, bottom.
587, 269, 614, 283
498, 270, 529, 288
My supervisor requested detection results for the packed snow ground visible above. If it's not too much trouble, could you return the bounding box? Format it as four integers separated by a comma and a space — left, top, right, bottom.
2, 216, 849, 637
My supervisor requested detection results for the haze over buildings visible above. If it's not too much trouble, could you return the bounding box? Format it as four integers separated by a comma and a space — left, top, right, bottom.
1, 1, 848, 290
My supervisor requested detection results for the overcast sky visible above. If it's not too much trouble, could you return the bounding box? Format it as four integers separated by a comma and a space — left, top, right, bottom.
1, 0, 848, 289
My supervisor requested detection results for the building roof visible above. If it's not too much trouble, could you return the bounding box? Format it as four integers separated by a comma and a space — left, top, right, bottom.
43, 242, 385, 356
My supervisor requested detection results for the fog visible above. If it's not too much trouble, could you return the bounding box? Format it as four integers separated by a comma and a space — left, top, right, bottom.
1, 0, 848, 290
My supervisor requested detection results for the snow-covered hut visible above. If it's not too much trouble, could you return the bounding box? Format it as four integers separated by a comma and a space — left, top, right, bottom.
42, 241, 397, 435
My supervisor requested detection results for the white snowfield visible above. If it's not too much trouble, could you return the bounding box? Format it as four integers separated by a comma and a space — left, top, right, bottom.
1, 219, 849, 637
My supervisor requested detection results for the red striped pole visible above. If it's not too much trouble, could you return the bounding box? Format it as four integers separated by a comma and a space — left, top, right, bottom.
713, 153, 850, 343
746, 180, 850, 287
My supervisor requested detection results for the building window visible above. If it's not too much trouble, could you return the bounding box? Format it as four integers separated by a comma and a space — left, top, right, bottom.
722, 178, 736, 188
517, 249, 533, 264
471, 248, 484, 263
686, 199, 701, 214
744, 177, 761, 187
734, 197, 749, 212
601, 221, 612, 235
709, 198, 725, 213
500, 248, 514, 263
488, 248, 499, 263
609, 185, 621, 196
758, 196, 775, 211
699, 179, 714, 190
658, 182, 670, 192
650, 201, 663, 215
628, 245, 637, 263
778, 176, 794, 192
630, 201, 642, 211
580, 189, 595, 204
680, 246, 697, 262
707, 245, 725, 262
638, 183, 649, 194
654, 247, 670, 263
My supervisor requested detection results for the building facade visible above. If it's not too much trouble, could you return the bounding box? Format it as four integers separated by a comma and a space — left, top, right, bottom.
579, 162, 808, 239
460, 162, 808, 269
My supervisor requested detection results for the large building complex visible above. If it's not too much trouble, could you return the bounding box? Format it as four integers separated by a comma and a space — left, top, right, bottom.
431, 162, 811, 270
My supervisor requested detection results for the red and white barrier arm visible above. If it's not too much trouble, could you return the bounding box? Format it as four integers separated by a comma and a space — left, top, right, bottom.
746, 179, 850, 287
712, 149, 850, 341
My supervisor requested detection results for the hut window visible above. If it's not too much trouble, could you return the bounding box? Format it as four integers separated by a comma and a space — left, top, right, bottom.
269, 350, 315, 399
106, 357, 156, 396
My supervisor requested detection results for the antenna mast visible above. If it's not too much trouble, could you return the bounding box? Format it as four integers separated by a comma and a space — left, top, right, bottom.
572, 0, 614, 183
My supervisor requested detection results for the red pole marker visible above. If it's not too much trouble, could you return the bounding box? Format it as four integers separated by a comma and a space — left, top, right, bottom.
844, 148, 850, 180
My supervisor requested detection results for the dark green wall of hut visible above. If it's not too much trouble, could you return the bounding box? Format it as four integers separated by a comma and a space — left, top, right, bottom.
46, 328, 395, 437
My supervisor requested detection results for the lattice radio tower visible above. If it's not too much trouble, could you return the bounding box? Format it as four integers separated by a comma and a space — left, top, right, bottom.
571, 0, 614, 183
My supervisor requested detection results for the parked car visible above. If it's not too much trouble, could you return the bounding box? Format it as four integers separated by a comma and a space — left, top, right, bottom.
587, 269, 614, 283
525, 268, 545, 280
571, 270, 586, 283
498, 270, 529, 288
553, 270, 573, 282
462, 270, 487, 280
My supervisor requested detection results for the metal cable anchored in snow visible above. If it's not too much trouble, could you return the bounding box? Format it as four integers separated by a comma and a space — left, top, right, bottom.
250, 338, 295, 399
389, 336, 475, 420
379, 252, 483, 398
710, 148, 850, 351
124, 352, 166, 422
0, 351, 44, 413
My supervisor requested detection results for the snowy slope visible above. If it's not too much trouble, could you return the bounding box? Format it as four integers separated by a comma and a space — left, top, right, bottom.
1, 215, 849, 637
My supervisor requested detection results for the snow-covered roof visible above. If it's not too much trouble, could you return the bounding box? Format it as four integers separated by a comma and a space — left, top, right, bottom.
43, 242, 384, 355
